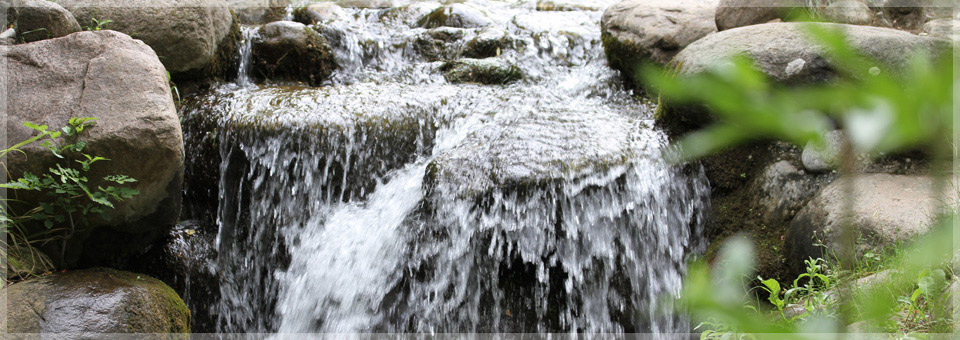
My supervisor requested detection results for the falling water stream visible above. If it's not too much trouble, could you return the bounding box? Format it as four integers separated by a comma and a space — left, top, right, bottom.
178, 0, 711, 334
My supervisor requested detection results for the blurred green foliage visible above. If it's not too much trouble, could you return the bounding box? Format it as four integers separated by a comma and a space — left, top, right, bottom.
641, 22, 957, 337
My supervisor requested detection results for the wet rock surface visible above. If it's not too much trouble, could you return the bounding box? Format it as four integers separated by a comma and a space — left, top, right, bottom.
127, 220, 221, 332
425, 108, 643, 197
175, 0, 706, 333
251, 21, 337, 85
2, 268, 190, 333
3, 30, 183, 268
441, 58, 522, 84
15, 0, 81, 43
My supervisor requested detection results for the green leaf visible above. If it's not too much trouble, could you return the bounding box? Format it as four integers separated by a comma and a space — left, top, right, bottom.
23, 122, 48, 132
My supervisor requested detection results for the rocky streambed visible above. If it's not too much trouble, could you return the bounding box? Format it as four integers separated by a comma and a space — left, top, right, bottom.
3, 0, 958, 335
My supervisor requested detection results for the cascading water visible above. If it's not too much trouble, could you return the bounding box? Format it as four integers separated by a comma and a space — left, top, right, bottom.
177, 0, 711, 334
235, 26, 258, 88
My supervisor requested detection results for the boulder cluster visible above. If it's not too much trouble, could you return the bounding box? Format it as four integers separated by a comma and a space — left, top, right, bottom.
0, 0, 258, 334
601, 0, 956, 286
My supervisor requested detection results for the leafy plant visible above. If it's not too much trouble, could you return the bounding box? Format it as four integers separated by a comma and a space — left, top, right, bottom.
2, 117, 139, 273
85, 18, 113, 31
642, 21, 956, 336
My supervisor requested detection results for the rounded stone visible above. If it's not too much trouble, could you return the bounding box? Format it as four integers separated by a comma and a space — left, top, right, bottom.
16, 0, 81, 43
251, 21, 337, 85
1, 268, 190, 333
3, 31, 184, 267
58, 0, 236, 75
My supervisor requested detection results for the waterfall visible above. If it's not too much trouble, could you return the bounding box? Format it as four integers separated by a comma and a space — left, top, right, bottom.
235, 26, 257, 88
177, 0, 711, 334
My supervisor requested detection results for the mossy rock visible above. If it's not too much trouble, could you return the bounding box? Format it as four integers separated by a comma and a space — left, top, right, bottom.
441, 58, 522, 85
179, 83, 461, 207
251, 21, 337, 86
460, 27, 520, 59
417, 3, 493, 29
1, 267, 190, 333
4, 242, 55, 281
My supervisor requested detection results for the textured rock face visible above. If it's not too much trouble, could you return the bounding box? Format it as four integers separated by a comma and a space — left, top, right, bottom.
294, 2, 350, 25
3, 31, 184, 267
601, 0, 717, 75
418, 3, 493, 29
58, 0, 236, 75
252, 21, 337, 85
441, 58, 522, 85
674, 22, 945, 83
715, 0, 803, 31
787, 174, 958, 267
536, 0, 607, 12
659, 22, 948, 135
16, 0, 81, 43
228, 0, 291, 24
1, 268, 190, 333
801, 130, 853, 172
338, 0, 394, 8
923, 18, 960, 39
751, 160, 828, 225
822, 0, 875, 25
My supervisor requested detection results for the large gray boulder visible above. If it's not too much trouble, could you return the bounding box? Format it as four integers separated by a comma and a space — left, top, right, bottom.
658, 22, 948, 135
58, 0, 237, 78
715, 0, 876, 30
3, 31, 184, 267
251, 21, 336, 85
715, 0, 803, 31
787, 174, 957, 268
601, 0, 717, 77
1, 268, 190, 333
15, 0, 81, 43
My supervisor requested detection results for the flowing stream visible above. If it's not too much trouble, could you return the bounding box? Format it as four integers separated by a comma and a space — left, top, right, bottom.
178, 0, 710, 334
